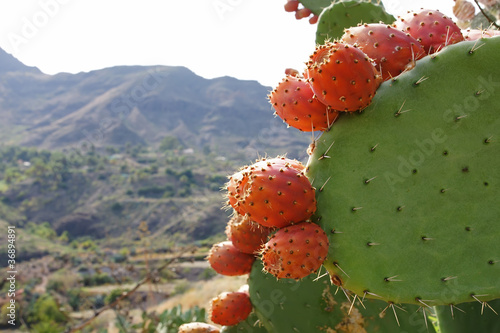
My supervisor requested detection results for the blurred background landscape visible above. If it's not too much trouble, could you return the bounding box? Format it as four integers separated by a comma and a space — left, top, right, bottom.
0, 47, 310, 332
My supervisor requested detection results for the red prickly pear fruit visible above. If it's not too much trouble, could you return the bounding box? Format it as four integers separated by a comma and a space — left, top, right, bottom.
309, 15, 319, 24
269, 75, 340, 131
226, 169, 249, 215
341, 23, 426, 81
226, 157, 305, 217
284, 0, 299, 13
295, 7, 312, 20
261, 222, 329, 279
207, 241, 255, 276
209, 291, 253, 326
227, 157, 316, 228
305, 42, 381, 112
226, 213, 271, 254
178, 322, 220, 333
393, 9, 464, 54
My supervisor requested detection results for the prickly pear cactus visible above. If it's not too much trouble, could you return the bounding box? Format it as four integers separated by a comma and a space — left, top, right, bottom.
185, 3, 500, 333
435, 298, 500, 333
220, 312, 268, 333
316, 0, 395, 43
307, 37, 500, 306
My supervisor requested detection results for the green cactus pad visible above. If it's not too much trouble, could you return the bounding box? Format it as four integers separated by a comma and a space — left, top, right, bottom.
316, 0, 395, 44
220, 311, 268, 333
434, 299, 500, 333
248, 260, 436, 332
298, 0, 333, 16
307, 38, 500, 306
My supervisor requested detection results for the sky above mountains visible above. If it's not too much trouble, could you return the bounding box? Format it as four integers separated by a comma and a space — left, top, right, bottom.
0, 0, 454, 87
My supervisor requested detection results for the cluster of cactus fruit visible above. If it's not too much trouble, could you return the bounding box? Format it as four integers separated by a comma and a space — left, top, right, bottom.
178, 1, 499, 332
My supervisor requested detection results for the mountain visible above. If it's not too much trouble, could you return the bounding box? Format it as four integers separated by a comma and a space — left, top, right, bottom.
0, 49, 41, 74
0, 49, 309, 159
0, 49, 314, 252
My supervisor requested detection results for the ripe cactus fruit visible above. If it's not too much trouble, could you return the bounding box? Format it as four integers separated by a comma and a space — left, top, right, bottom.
305, 42, 381, 112
295, 7, 312, 20
178, 322, 220, 333
284, 0, 299, 13
394, 9, 464, 53
307, 37, 500, 306
207, 241, 255, 276
261, 222, 328, 279
209, 291, 253, 326
225, 213, 270, 254
226, 157, 305, 215
341, 23, 426, 81
316, 0, 395, 44
227, 157, 316, 228
268, 75, 340, 131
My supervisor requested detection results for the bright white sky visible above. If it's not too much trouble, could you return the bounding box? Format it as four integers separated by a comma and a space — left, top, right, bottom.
0, 0, 454, 87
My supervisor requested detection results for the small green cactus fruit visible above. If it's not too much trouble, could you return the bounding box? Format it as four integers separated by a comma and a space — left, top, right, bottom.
316, 0, 395, 44
248, 260, 436, 332
434, 299, 500, 333
307, 37, 500, 306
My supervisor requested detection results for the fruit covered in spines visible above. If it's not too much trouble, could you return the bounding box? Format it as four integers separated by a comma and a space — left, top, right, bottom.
178, 322, 220, 333
268, 75, 340, 131
341, 23, 426, 81
207, 241, 255, 276
394, 9, 464, 54
209, 291, 253, 326
227, 157, 316, 228
226, 169, 248, 216
226, 157, 305, 215
261, 221, 329, 279
305, 42, 381, 112
225, 213, 271, 254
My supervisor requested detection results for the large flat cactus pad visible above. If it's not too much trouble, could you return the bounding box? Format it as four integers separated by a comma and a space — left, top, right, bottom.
307, 37, 500, 306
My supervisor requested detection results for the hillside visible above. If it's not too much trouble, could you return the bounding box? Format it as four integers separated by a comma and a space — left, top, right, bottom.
0, 49, 308, 160
0, 49, 313, 251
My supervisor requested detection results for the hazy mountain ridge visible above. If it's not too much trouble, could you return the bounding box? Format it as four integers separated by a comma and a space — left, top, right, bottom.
0, 49, 308, 159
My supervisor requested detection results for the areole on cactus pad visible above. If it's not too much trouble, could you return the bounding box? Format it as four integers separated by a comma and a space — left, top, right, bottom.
306, 37, 500, 306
